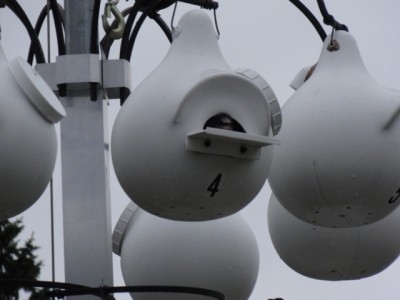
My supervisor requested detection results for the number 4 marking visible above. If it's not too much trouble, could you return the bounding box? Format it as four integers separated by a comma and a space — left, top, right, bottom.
207, 174, 222, 197
388, 187, 400, 204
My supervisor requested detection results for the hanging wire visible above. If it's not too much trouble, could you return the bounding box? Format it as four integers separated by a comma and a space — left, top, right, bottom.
27, 1, 65, 64
213, 7, 220, 37
288, 0, 326, 41
326, 26, 338, 50
170, 1, 178, 29
45, 0, 57, 293
49, 178, 56, 294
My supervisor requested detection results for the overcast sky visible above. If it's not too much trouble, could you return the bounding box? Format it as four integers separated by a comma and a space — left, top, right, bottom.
2, 1, 400, 299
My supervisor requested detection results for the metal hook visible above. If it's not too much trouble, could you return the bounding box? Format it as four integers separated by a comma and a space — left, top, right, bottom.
170, 1, 178, 30
213, 8, 220, 37
327, 27, 340, 51
102, 0, 125, 40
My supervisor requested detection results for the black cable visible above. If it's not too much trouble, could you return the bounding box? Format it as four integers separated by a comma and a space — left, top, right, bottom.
152, 12, 173, 43
118, 0, 218, 103
288, 0, 326, 41
48, 285, 225, 299
50, 0, 65, 55
0, 280, 225, 300
49, 0, 67, 97
91, 0, 101, 54
27, 7, 46, 64
213, 7, 220, 36
119, 0, 145, 61
317, 0, 348, 31
28, 1, 66, 95
27, 2, 65, 64
0, 279, 87, 291
99, 4, 171, 102
118, 0, 159, 104
118, 0, 164, 103
179, 0, 218, 9
135, 0, 218, 12
126, 0, 165, 63
89, 0, 102, 101
171, 1, 178, 28
119, 0, 217, 61
5, 0, 46, 64
100, 8, 172, 58
138, 0, 176, 11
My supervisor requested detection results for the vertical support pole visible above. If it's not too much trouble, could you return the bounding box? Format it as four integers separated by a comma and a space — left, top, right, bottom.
61, 1, 113, 298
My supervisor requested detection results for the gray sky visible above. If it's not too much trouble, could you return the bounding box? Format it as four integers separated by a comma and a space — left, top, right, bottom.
2, 0, 400, 299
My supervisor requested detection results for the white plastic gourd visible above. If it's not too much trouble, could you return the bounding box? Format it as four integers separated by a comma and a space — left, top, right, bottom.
114, 203, 259, 300
0, 43, 65, 220
268, 30, 400, 227
268, 194, 400, 281
111, 10, 279, 221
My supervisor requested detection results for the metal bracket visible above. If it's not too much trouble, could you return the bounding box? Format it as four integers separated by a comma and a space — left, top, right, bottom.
57, 54, 101, 91
35, 55, 131, 98
187, 127, 280, 160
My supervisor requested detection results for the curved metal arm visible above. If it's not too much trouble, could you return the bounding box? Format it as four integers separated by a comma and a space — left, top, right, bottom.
0, 280, 225, 300
5, 0, 46, 64
288, 0, 326, 41
317, 0, 348, 31
48, 285, 226, 299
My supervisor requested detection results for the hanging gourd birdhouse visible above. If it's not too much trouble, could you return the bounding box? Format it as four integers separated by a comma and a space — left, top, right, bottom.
268, 30, 400, 227
111, 10, 280, 221
268, 194, 400, 280
0, 43, 65, 220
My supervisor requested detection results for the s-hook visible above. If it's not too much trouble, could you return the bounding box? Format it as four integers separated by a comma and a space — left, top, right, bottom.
102, 0, 126, 40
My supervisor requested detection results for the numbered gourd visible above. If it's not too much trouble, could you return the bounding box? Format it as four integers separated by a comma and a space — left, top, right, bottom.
111, 10, 280, 221
268, 30, 400, 227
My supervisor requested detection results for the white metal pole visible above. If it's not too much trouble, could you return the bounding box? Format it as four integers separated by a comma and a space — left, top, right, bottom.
61, 1, 113, 298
